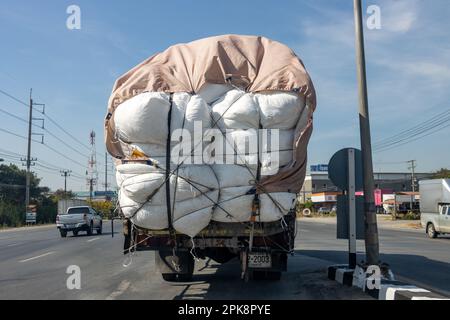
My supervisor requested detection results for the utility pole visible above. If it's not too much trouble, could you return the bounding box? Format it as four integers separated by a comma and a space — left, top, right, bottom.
104, 152, 108, 194
25, 89, 33, 213
21, 89, 44, 218
87, 131, 98, 201
353, 0, 379, 265
407, 160, 416, 192
60, 170, 72, 195
407, 160, 417, 211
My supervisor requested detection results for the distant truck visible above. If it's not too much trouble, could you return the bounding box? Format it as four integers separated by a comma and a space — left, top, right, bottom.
56, 199, 103, 237
57, 199, 88, 216
419, 179, 450, 238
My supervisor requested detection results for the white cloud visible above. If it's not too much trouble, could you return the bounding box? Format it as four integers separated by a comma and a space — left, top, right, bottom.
380, 0, 418, 33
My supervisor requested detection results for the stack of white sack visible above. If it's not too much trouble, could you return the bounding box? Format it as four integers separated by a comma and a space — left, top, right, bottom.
114, 84, 310, 237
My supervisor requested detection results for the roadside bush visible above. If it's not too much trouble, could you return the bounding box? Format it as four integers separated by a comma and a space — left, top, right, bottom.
0, 201, 24, 227
36, 197, 57, 224
403, 211, 419, 220
87, 200, 115, 218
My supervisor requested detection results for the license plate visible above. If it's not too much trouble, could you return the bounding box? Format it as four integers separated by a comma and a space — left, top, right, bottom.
248, 252, 271, 268
66, 224, 76, 228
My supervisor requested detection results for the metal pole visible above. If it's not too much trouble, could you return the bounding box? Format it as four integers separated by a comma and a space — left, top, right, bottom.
353, 0, 379, 265
408, 160, 416, 212
60, 170, 71, 196
25, 89, 33, 214
348, 149, 357, 269
105, 152, 108, 193
89, 178, 93, 201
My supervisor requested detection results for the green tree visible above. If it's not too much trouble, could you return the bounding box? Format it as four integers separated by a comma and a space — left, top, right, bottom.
0, 164, 42, 204
432, 168, 450, 179
0, 164, 55, 227
51, 189, 76, 201
87, 200, 114, 218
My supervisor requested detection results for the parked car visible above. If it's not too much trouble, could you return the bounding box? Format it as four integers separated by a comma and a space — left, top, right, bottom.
56, 206, 102, 237
419, 179, 450, 238
421, 204, 450, 238
318, 207, 330, 214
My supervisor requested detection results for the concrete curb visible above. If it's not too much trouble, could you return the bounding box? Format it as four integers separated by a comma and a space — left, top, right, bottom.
328, 265, 449, 300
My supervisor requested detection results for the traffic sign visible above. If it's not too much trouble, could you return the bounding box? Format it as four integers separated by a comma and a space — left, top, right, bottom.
328, 148, 363, 191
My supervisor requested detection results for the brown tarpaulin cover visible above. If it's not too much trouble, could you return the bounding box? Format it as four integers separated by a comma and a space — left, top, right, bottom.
105, 34, 316, 193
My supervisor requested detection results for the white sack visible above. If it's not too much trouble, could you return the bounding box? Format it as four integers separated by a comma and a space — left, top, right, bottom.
173, 207, 214, 237
114, 92, 170, 144
211, 90, 259, 129
197, 84, 233, 104
255, 91, 305, 129
259, 192, 296, 222
212, 164, 256, 188
114, 85, 305, 236
212, 186, 254, 222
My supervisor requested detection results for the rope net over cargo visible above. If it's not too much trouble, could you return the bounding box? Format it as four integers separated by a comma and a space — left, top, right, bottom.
105, 35, 316, 240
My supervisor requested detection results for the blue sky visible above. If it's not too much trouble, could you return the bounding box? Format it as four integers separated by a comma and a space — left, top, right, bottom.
0, 0, 449, 191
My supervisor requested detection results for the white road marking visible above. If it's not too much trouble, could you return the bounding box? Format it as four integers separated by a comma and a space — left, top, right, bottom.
19, 251, 55, 263
106, 280, 131, 300
87, 237, 100, 242
7, 243, 20, 247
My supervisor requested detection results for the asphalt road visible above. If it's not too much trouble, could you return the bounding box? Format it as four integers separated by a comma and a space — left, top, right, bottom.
298, 218, 450, 296
0, 218, 448, 299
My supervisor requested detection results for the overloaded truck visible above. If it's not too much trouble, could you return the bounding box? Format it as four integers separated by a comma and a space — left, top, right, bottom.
420, 179, 450, 238
104, 35, 316, 281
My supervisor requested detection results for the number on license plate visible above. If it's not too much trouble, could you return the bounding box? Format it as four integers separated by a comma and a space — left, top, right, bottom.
248, 253, 271, 268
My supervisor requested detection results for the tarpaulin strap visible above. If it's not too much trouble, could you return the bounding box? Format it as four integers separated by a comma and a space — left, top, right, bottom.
165, 93, 176, 241
171, 95, 190, 215
205, 93, 287, 216
250, 122, 263, 223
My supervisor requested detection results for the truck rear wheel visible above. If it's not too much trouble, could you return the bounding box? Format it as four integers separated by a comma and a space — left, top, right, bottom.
87, 222, 93, 236
156, 250, 194, 282
427, 223, 438, 238
60, 230, 67, 238
96, 222, 102, 235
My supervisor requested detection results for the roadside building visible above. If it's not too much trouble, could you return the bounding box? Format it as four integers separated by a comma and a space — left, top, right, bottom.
310, 191, 340, 211
299, 167, 432, 210
73, 190, 117, 201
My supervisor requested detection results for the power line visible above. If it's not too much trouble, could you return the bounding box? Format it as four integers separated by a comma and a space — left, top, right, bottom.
0, 146, 86, 178
0, 88, 28, 106
0, 127, 86, 169
374, 114, 450, 150
0, 127, 39, 142
374, 108, 450, 147
373, 110, 450, 153
0, 88, 105, 162
0, 106, 90, 160
42, 113, 92, 152
375, 122, 450, 153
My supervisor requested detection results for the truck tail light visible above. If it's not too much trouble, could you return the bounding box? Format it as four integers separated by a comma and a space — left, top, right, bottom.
56, 215, 60, 222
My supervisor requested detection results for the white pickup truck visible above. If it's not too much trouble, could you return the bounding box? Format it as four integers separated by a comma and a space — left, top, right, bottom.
419, 179, 450, 238
56, 206, 103, 238
421, 205, 450, 238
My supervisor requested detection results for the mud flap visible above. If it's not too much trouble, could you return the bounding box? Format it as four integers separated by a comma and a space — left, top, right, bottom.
155, 249, 194, 275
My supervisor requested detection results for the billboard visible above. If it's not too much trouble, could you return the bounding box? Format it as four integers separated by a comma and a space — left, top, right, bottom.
25, 205, 37, 224
310, 164, 328, 172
